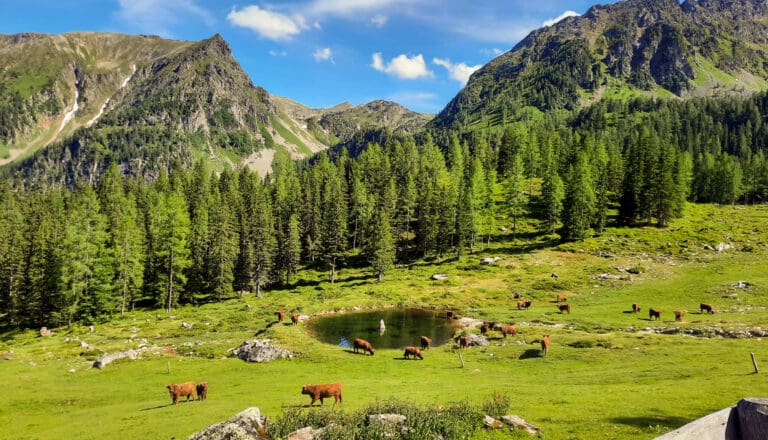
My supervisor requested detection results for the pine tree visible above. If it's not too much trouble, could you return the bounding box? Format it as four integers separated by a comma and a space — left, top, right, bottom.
540, 154, 565, 235
561, 152, 595, 241
283, 214, 302, 285
369, 210, 395, 282
207, 183, 238, 302
152, 184, 192, 312
0, 181, 24, 324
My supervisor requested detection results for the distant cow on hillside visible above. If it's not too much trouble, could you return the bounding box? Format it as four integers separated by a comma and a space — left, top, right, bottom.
500, 325, 518, 338
403, 346, 424, 360
420, 336, 432, 350
632, 303, 641, 313
458, 335, 470, 349
674, 310, 685, 321
353, 338, 375, 356
700, 303, 714, 314
291, 312, 300, 325
166, 381, 195, 404
541, 334, 550, 357
649, 308, 661, 320
276, 310, 286, 323
558, 304, 571, 314
301, 383, 342, 407
196, 382, 208, 401
517, 300, 532, 310
556, 294, 567, 303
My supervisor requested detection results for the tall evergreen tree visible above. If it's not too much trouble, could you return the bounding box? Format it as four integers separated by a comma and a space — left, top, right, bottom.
561, 152, 595, 241
152, 183, 192, 312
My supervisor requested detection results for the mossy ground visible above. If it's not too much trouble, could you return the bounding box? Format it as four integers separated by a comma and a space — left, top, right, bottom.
2, 203, 767, 439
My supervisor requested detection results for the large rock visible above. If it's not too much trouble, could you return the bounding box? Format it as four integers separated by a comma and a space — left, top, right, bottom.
93, 349, 138, 369
468, 334, 489, 347
502, 415, 542, 436
653, 397, 768, 440
233, 339, 293, 363
187, 407, 267, 440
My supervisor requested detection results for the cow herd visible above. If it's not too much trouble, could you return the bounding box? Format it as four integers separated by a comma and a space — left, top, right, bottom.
634, 302, 716, 321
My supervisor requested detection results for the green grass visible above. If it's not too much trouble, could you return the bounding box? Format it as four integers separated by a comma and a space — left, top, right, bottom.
2, 203, 768, 439
270, 114, 313, 156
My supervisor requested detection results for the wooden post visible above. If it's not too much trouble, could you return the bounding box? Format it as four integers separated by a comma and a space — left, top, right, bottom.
751, 352, 759, 374
458, 352, 464, 368
167, 361, 171, 374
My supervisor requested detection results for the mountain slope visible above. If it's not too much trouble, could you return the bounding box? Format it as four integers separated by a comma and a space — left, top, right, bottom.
432, 0, 768, 129
0, 32, 334, 183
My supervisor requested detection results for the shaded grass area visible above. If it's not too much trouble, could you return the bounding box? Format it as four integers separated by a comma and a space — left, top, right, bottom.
1, 203, 768, 439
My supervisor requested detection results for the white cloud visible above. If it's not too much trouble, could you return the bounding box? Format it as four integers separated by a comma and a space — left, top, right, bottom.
542, 10, 579, 27
433, 58, 482, 85
371, 53, 433, 80
227, 5, 305, 41
269, 50, 288, 57
370, 14, 388, 27
115, 0, 214, 36
313, 47, 334, 62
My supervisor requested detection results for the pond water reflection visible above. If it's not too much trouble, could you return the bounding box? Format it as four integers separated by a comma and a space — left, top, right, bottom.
307, 308, 460, 349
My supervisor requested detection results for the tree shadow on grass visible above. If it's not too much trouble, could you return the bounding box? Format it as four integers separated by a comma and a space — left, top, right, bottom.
611, 415, 691, 430
518, 349, 543, 360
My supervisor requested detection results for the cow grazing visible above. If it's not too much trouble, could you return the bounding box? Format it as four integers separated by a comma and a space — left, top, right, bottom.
558, 304, 571, 314
353, 338, 375, 356
276, 309, 286, 323
674, 310, 685, 321
166, 381, 196, 404
420, 336, 432, 350
649, 308, 661, 320
196, 382, 208, 401
632, 303, 641, 313
291, 312, 300, 325
301, 383, 343, 407
556, 294, 567, 303
700, 303, 714, 314
541, 334, 550, 356
403, 346, 424, 360
500, 324, 518, 338
517, 300, 532, 310
458, 335, 470, 348
480, 324, 488, 335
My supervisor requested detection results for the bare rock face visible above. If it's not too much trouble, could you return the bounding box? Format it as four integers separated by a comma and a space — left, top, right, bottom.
187, 407, 268, 440
233, 339, 292, 363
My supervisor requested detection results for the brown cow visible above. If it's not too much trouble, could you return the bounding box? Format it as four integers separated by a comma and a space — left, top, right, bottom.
196, 382, 208, 401
632, 303, 641, 313
353, 338, 375, 356
700, 303, 714, 314
446, 310, 455, 319
558, 304, 571, 314
480, 324, 488, 335
458, 335, 470, 348
541, 334, 550, 356
517, 300, 532, 310
649, 308, 661, 320
674, 310, 684, 321
291, 312, 300, 325
276, 309, 286, 323
166, 381, 195, 404
301, 383, 343, 406
556, 294, 567, 303
420, 336, 432, 350
500, 324, 518, 338
403, 346, 424, 359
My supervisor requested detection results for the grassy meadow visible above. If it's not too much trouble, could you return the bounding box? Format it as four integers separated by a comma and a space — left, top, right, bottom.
2, 203, 768, 439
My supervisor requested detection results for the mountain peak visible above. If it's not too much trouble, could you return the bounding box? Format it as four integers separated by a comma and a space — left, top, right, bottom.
195, 33, 232, 58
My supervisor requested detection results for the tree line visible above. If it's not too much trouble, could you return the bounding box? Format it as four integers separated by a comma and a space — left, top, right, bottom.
2, 93, 768, 329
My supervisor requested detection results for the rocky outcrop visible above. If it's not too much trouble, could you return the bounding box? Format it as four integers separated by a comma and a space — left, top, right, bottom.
654, 398, 768, 440
92, 349, 138, 369
187, 407, 268, 440
233, 339, 293, 363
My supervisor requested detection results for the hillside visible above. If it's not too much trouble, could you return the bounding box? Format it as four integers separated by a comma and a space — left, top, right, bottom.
433, 0, 768, 129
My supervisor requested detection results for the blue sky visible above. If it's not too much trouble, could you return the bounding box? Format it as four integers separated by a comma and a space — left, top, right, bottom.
0, 0, 619, 113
